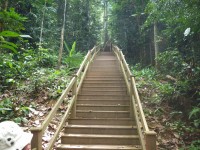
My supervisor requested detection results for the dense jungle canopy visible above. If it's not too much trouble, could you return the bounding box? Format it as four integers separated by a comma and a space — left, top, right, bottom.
0, 0, 200, 149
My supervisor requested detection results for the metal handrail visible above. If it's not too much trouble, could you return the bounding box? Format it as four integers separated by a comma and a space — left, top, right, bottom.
30, 46, 100, 150
113, 45, 157, 150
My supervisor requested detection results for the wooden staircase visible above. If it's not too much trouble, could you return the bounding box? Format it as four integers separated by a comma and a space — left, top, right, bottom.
30, 46, 156, 150
56, 52, 142, 150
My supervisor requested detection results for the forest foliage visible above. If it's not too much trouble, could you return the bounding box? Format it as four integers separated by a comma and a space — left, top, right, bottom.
0, 0, 103, 122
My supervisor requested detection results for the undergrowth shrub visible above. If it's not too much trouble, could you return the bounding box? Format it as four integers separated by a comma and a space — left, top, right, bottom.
189, 106, 200, 128
181, 140, 200, 150
63, 41, 84, 69
0, 98, 30, 123
17, 68, 70, 97
0, 47, 59, 92
156, 50, 184, 77
38, 47, 58, 67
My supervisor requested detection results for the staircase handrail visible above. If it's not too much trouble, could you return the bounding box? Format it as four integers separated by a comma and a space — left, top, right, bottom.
30, 46, 100, 150
113, 45, 157, 150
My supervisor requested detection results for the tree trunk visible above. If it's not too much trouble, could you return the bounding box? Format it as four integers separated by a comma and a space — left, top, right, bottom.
57, 0, 67, 69
39, 0, 47, 47
150, 43, 153, 65
4, 0, 8, 10
154, 22, 159, 68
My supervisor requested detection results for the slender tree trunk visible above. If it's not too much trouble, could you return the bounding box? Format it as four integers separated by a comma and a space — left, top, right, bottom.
150, 43, 153, 65
39, 0, 47, 47
58, 0, 67, 69
0, 0, 8, 31
4, 0, 8, 10
154, 22, 159, 67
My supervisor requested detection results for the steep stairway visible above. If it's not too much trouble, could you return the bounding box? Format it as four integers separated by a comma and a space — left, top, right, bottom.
56, 52, 142, 150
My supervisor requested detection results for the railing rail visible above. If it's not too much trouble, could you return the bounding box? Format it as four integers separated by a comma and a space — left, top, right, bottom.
113, 45, 157, 150
30, 46, 100, 150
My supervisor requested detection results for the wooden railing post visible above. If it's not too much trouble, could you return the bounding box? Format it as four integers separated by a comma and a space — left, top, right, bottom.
31, 128, 43, 150
89, 50, 93, 64
145, 131, 157, 150
129, 76, 134, 118
71, 75, 77, 118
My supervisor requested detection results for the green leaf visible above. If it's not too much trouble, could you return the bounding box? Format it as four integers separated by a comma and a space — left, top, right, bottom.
6, 79, 15, 83
70, 41, 76, 57
131, 14, 138, 17
8, 62, 13, 68
0, 44, 18, 53
20, 35, 32, 38
194, 120, 200, 128
1, 41, 18, 48
14, 117, 22, 123
189, 107, 200, 119
0, 108, 12, 111
22, 118, 29, 123
0, 31, 19, 37
64, 41, 70, 53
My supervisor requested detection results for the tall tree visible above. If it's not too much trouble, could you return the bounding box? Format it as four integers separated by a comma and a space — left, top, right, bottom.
154, 21, 159, 67
57, 0, 67, 68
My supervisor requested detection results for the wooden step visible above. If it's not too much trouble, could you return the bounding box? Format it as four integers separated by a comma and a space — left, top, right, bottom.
87, 72, 122, 76
76, 110, 130, 118
77, 100, 130, 105
88, 69, 121, 72
95, 59, 117, 61
65, 125, 137, 135
90, 66, 119, 69
91, 61, 117, 64
89, 66, 120, 69
87, 70, 121, 73
88, 66, 120, 68
100, 52, 114, 55
68, 118, 136, 126
86, 75, 123, 78
77, 104, 129, 111
95, 58, 117, 61
88, 71, 121, 74
85, 77, 123, 80
57, 144, 142, 150
61, 134, 140, 145
78, 94, 129, 100
85, 75, 123, 77
92, 61, 117, 63
83, 80, 125, 84
82, 83, 126, 87
80, 91, 127, 95
80, 86, 127, 91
